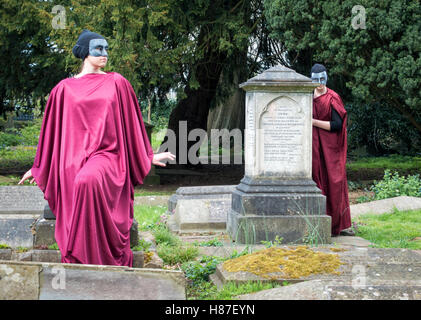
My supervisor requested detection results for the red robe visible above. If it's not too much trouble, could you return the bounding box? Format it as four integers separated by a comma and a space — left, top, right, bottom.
31, 72, 154, 266
312, 87, 351, 235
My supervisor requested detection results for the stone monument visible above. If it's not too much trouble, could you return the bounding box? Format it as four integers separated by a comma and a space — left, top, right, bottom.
227, 65, 331, 244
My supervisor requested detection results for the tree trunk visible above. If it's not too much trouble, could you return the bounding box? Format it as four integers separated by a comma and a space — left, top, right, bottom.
159, 36, 227, 166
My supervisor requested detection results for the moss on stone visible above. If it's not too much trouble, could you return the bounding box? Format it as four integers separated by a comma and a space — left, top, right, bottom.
222, 245, 344, 280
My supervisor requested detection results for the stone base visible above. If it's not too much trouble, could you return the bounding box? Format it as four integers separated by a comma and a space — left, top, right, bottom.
168, 199, 227, 234
33, 216, 140, 248
227, 177, 330, 244
227, 210, 331, 244
232, 177, 326, 216
167, 185, 236, 233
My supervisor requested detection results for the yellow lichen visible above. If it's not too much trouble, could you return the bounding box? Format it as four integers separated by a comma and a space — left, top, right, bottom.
144, 251, 154, 264
223, 246, 344, 280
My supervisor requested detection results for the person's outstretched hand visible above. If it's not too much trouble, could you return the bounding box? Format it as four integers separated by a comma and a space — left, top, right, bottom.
152, 152, 176, 167
18, 169, 35, 185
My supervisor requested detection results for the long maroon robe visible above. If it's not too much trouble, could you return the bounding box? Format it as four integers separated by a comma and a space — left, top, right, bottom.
31, 71, 154, 266
312, 87, 351, 235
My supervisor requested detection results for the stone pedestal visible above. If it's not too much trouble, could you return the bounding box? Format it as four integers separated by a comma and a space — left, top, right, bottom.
33, 205, 139, 248
227, 65, 331, 244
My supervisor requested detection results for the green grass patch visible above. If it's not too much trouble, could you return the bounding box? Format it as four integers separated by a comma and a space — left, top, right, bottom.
193, 237, 224, 247
187, 280, 284, 300
134, 189, 175, 197
151, 129, 167, 152
347, 155, 421, 172
354, 208, 421, 250
157, 243, 199, 265
133, 204, 167, 231
0, 243, 11, 249
48, 243, 59, 250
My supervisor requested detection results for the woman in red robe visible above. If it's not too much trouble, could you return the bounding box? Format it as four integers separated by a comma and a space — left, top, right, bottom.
18, 29, 175, 266
310, 64, 354, 237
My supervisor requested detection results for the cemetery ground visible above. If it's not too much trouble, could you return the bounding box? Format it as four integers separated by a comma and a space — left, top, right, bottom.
1, 122, 420, 299
1, 170, 420, 299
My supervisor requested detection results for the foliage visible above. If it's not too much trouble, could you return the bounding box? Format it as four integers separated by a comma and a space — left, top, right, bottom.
48, 243, 59, 250
0, 145, 36, 172
181, 255, 226, 284
356, 170, 421, 203
0, 243, 11, 249
260, 235, 283, 248
194, 238, 224, 247
133, 204, 168, 231
132, 238, 152, 252
153, 225, 181, 247
347, 102, 421, 156
182, 247, 251, 285
0, 118, 42, 150
354, 208, 421, 250
347, 155, 421, 172
156, 242, 199, 265
371, 170, 421, 199
264, 0, 421, 135
186, 280, 282, 300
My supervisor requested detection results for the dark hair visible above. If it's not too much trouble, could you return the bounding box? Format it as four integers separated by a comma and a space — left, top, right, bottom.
311, 63, 327, 75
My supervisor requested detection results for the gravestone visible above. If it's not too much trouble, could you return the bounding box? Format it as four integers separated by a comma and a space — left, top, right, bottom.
227, 65, 330, 244
167, 185, 236, 234
33, 205, 139, 248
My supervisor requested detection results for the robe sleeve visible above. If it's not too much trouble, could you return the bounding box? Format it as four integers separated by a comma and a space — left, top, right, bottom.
329, 91, 348, 169
31, 83, 64, 213
116, 75, 154, 186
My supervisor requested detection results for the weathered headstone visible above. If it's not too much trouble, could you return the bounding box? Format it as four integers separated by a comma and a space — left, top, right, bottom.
0, 186, 45, 248
0, 260, 186, 300
227, 65, 330, 244
167, 185, 236, 233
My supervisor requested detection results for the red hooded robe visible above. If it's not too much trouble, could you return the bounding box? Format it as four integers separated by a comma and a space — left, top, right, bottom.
312, 87, 351, 235
31, 71, 154, 266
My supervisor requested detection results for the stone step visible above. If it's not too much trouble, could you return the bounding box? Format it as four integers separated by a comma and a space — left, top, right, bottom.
0, 260, 186, 300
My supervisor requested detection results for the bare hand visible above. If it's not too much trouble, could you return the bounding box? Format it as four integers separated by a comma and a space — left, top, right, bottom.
152, 152, 176, 167
18, 169, 35, 185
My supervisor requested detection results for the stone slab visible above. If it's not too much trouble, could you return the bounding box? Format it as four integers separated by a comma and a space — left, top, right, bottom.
332, 236, 373, 247
167, 185, 236, 214
168, 199, 229, 234
134, 195, 170, 207
0, 214, 38, 248
0, 186, 47, 214
237, 279, 421, 300
0, 262, 40, 300
351, 196, 421, 218
0, 260, 186, 300
212, 247, 421, 293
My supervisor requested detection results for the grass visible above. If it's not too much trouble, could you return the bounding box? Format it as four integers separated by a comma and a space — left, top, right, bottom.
354, 208, 421, 250
133, 204, 199, 265
133, 204, 167, 231
347, 155, 421, 172
151, 128, 167, 152
187, 280, 284, 300
134, 189, 175, 197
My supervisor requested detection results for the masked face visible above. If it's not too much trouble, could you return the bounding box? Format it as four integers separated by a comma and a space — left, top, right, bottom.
89, 38, 109, 57
311, 71, 328, 85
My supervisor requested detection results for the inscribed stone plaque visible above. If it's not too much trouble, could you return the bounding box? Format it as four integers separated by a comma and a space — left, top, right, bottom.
258, 96, 306, 176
